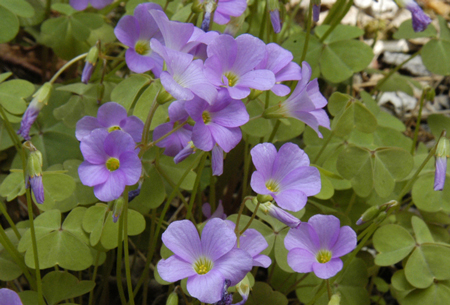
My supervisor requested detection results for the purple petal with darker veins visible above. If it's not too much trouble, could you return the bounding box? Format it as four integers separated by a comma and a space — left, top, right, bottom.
250, 171, 271, 195
331, 226, 357, 257
174, 144, 195, 163
94, 170, 126, 202
70, 0, 89, 10
192, 123, 214, 151
209, 124, 242, 153
157, 255, 197, 283
120, 116, 144, 143
125, 49, 158, 74
290, 110, 328, 138
312, 258, 343, 279
213, 248, 253, 285
215, 0, 247, 21
97, 102, 128, 128
207, 35, 237, 71
276, 62, 302, 82
80, 129, 108, 164
239, 229, 268, 258
168, 100, 188, 122
114, 15, 140, 47
233, 34, 267, 75
211, 100, 249, 128
150, 10, 194, 51
237, 70, 275, 91
280, 166, 321, 196
250, 143, 277, 178
287, 248, 315, 273
285, 222, 318, 253
434, 156, 447, 191
273, 189, 307, 212
118, 151, 141, 185
201, 218, 236, 261
78, 161, 109, 187
185, 96, 208, 122
134, 3, 162, 41
407, 2, 431, 32
104, 131, 136, 158
160, 72, 195, 102
307, 79, 328, 108
30, 176, 44, 204
212, 145, 224, 176
0, 288, 23, 305
227, 86, 251, 100
308, 215, 341, 250
187, 270, 224, 304
75, 116, 101, 141
162, 220, 202, 263
272, 143, 310, 181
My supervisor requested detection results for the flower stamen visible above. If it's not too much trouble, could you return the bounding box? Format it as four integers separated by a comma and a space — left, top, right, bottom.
108, 125, 121, 132
202, 111, 211, 124
316, 250, 332, 264
134, 40, 151, 56
106, 157, 120, 171
193, 257, 213, 275
265, 179, 280, 193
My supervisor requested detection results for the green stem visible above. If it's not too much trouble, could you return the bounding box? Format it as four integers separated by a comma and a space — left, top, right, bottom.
326, 279, 332, 300
186, 153, 208, 220
139, 91, 158, 158
49, 53, 88, 84
344, 192, 356, 216
411, 91, 426, 155
285, 273, 309, 294
241, 138, 251, 197
88, 252, 101, 305
300, 4, 313, 64
122, 187, 135, 305
148, 121, 187, 147
0, 201, 21, 239
239, 201, 260, 235
371, 51, 420, 94
209, 161, 216, 212
116, 204, 127, 305
322, 0, 346, 25
258, 2, 268, 40
234, 197, 253, 247
319, 0, 354, 43
267, 120, 281, 142
313, 132, 334, 164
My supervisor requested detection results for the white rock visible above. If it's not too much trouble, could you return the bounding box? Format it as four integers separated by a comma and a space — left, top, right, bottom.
378, 91, 417, 113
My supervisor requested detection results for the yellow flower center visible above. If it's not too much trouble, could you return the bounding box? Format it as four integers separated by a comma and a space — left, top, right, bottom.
265, 179, 280, 193
193, 257, 213, 275
223, 72, 239, 87
106, 157, 120, 171
202, 111, 211, 124
134, 40, 151, 55
108, 125, 121, 132
316, 250, 332, 264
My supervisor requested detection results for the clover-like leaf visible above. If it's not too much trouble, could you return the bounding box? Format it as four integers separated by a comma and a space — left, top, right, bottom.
42, 271, 95, 305
373, 224, 415, 266
246, 282, 288, 305
412, 172, 450, 213
111, 75, 151, 111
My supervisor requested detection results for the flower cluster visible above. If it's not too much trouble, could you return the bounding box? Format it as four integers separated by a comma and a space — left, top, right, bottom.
76, 102, 144, 202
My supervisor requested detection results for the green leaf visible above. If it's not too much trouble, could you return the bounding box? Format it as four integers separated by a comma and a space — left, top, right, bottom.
274, 227, 294, 273
373, 224, 415, 266
412, 172, 450, 213
438, 15, 450, 42
411, 216, 434, 244
377, 73, 418, 96
157, 154, 198, 191
0, 228, 24, 281
332, 100, 378, 136
0, 72, 12, 84
0, 0, 34, 18
427, 113, 450, 138
0, 79, 35, 115
51, 3, 76, 15
42, 271, 95, 305
393, 19, 437, 40
319, 40, 373, 83
19, 0, 45, 27
391, 269, 415, 292
315, 24, 364, 43
0, 7, 19, 43
359, 91, 380, 115
110, 75, 150, 111
405, 245, 450, 288
37, 173, 76, 210
130, 164, 166, 214
402, 280, 450, 305
0, 172, 26, 201
313, 167, 334, 200
242, 101, 271, 138
376, 111, 405, 132
132, 82, 170, 130
375, 147, 414, 180
246, 282, 288, 305
422, 39, 450, 76
333, 258, 370, 305
327, 92, 352, 116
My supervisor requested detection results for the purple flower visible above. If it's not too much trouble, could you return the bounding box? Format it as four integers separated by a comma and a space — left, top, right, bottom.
81, 62, 94, 84
203, 200, 227, 220
174, 141, 196, 164
400, 0, 431, 32
204, 34, 275, 99
434, 137, 449, 191
250, 142, 321, 212
313, 4, 320, 22
202, 0, 247, 25
285, 215, 356, 279
0, 288, 23, 305
263, 62, 330, 138
256, 43, 302, 96
76, 102, 144, 143
225, 220, 271, 268
78, 129, 142, 202
212, 145, 224, 176
157, 219, 253, 304
185, 90, 249, 153
261, 202, 301, 228
153, 101, 192, 157
70, 0, 113, 10
270, 10, 281, 34
114, 3, 164, 75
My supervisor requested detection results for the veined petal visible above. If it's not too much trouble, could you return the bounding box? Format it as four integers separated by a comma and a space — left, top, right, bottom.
78, 161, 109, 187
168, 100, 188, 122
232, 34, 266, 75
272, 143, 310, 181
285, 222, 318, 253
90, 0, 113, 9
160, 72, 194, 102
162, 220, 202, 263
276, 62, 302, 82
0, 288, 23, 305
208, 124, 242, 153
192, 122, 214, 151
280, 166, 321, 196
125, 49, 156, 74
250, 143, 277, 179
157, 256, 196, 283
239, 229, 268, 258
264, 43, 294, 74
97, 102, 128, 128
237, 70, 275, 91
201, 218, 236, 261
213, 248, 253, 285
120, 116, 144, 143
211, 100, 249, 128
306, 79, 328, 108
94, 170, 126, 202
114, 15, 139, 47
216, 0, 247, 17
308, 215, 340, 251
185, 96, 209, 122
331, 226, 357, 258
227, 86, 251, 100
207, 35, 237, 71
271, 84, 291, 97
250, 171, 271, 195
434, 156, 447, 191
75, 116, 101, 141
212, 145, 224, 176
118, 151, 141, 185
287, 248, 315, 273
150, 10, 194, 51
186, 270, 224, 304
312, 258, 343, 279
134, 3, 162, 41
273, 189, 307, 212
80, 129, 108, 164
104, 131, 136, 158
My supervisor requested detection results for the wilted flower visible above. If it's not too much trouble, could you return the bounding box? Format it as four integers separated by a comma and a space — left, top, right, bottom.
18, 82, 52, 140
263, 62, 330, 138
395, 0, 431, 32
285, 214, 357, 279
78, 129, 141, 202
250, 142, 321, 212
114, 3, 164, 75
76, 102, 144, 143
0, 288, 23, 305
157, 219, 253, 304
204, 34, 275, 99
70, 0, 113, 10
434, 135, 450, 191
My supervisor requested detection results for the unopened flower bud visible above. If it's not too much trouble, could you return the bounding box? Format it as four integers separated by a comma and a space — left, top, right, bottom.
356, 206, 381, 226
200, 0, 217, 32
312, 0, 321, 22
328, 293, 341, 305
374, 211, 387, 224
395, 0, 431, 32
113, 197, 124, 223
166, 292, 178, 305
24, 142, 44, 204
261, 202, 301, 228
235, 275, 250, 305
262, 103, 288, 119
268, 0, 281, 33
435, 132, 449, 191
128, 185, 141, 203
82, 46, 99, 84
157, 88, 174, 105
425, 87, 435, 101
17, 83, 52, 140
256, 194, 273, 203
174, 141, 196, 164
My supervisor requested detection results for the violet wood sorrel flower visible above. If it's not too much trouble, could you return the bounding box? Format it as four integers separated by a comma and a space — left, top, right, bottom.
185, 90, 249, 154
76, 102, 144, 143
196, 0, 247, 28
78, 129, 141, 202
114, 3, 164, 75
250, 142, 321, 212
284, 214, 357, 279
157, 219, 253, 304
0, 288, 23, 305
263, 61, 330, 138
153, 101, 192, 157
395, 0, 431, 32
434, 135, 450, 191
70, 0, 113, 10
204, 34, 276, 99
25, 143, 44, 204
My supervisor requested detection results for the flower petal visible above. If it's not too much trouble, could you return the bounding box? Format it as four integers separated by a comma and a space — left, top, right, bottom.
0, 288, 23, 305
201, 218, 236, 261
160, 72, 194, 102
239, 228, 268, 258
434, 156, 447, 191
312, 258, 343, 279
186, 270, 224, 304
273, 189, 307, 212
134, 3, 162, 41
285, 222, 318, 253
237, 70, 275, 91
93, 170, 126, 202
250, 171, 271, 195
192, 122, 214, 151
120, 116, 144, 143
125, 49, 157, 74
207, 34, 237, 71
253, 254, 272, 268
213, 248, 253, 285
157, 256, 196, 283
227, 86, 251, 100
75, 116, 102, 141
280, 166, 321, 196
212, 145, 224, 176
211, 100, 249, 128
272, 143, 310, 181
208, 124, 242, 153
114, 15, 139, 47
78, 161, 109, 187
104, 131, 136, 158
118, 151, 141, 185
250, 143, 277, 179
97, 102, 128, 128
308, 215, 341, 251
162, 220, 202, 263
80, 129, 108, 164
330, 226, 357, 258
232, 34, 266, 75
287, 248, 315, 273
150, 9, 193, 51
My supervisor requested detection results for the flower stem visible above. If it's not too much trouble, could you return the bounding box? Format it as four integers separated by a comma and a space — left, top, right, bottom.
186, 153, 208, 220
313, 132, 334, 164
235, 196, 254, 247
122, 187, 135, 305
0, 201, 21, 239
240, 201, 260, 235
242, 138, 252, 197
411, 91, 426, 155
326, 279, 332, 300
139, 92, 158, 158
267, 120, 281, 142
88, 252, 101, 305
300, 4, 313, 64
148, 121, 187, 148
209, 161, 216, 212
285, 273, 309, 294
319, 0, 353, 43
116, 203, 127, 305
49, 53, 88, 84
